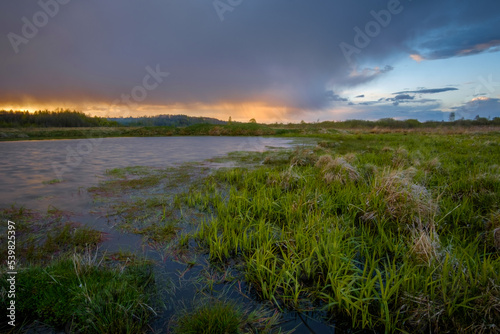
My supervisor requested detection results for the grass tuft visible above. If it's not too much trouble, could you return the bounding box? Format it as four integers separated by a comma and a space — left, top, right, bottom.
410, 221, 441, 265
171, 299, 285, 334
365, 168, 438, 229
322, 156, 360, 184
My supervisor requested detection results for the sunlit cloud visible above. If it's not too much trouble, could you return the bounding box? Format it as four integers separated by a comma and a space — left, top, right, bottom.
410, 54, 425, 62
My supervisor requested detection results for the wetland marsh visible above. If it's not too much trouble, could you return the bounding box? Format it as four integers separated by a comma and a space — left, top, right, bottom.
1, 131, 499, 333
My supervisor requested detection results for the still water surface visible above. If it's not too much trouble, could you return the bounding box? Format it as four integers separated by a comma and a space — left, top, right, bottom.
0, 136, 293, 211
0, 136, 337, 333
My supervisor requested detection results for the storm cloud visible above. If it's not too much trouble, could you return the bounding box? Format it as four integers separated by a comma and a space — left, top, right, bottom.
393, 88, 459, 95
0, 0, 499, 118
451, 97, 500, 119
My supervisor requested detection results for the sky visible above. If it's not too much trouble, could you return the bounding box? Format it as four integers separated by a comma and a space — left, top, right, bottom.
1, 0, 500, 123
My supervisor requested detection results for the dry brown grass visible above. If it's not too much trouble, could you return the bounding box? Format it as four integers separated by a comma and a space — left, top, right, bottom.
353, 126, 500, 135
392, 147, 410, 168
316, 155, 360, 184
290, 148, 317, 167
410, 221, 441, 265
403, 292, 445, 333
368, 168, 438, 227
422, 157, 442, 173
381, 146, 393, 152
315, 154, 334, 169
486, 210, 500, 251
359, 163, 378, 180
344, 153, 357, 163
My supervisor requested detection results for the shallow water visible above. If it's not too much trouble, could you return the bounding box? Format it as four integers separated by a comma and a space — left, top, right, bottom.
0, 136, 297, 253
0, 136, 293, 211
0, 136, 340, 333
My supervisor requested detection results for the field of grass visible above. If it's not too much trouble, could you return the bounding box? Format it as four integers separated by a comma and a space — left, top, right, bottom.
1, 122, 500, 141
0, 123, 278, 141
1, 130, 499, 333
187, 131, 500, 332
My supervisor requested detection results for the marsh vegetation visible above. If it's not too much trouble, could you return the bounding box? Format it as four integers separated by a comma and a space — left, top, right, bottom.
0, 206, 156, 333
189, 131, 500, 332
1, 129, 499, 333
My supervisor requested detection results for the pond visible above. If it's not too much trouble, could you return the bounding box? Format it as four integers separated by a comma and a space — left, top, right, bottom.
0, 136, 293, 211
0, 136, 338, 333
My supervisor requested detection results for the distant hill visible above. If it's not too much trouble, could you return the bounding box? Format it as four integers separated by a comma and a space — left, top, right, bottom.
108, 114, 226, 127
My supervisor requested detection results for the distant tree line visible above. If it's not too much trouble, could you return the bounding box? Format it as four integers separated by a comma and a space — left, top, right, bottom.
0, 109, 118, 127
276, 117, 500, 129
2, 110, 499, 129
108, 114, 226, 127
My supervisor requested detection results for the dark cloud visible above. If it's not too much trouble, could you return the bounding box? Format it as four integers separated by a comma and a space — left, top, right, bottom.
385, 94, 414, 106
394, 94, 414, 100
393, 88, 458, 95
0, 0, 498, 115
337, 103, 446, 122
411, 36, 500, 61
355, 95, 365, 98
326, 91, 348, 102
451, 98, 500, 119
342, 66, 394, 87
364, 96, 436, 105
358, 101, 380, 106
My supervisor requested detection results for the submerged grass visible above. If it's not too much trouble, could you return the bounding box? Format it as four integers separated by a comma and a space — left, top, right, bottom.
187, 131, 500, 332
0, 206, 102, 264
0, 207, 156, 333
88, 164, 210, 261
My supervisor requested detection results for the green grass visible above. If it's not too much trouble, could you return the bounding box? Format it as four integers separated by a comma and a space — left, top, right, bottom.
3, 130, 499, 333
187, 131, 500, 332
42, 178, 63, 185
0, 122, 278, 141
171, 299, 285, 334
0, 251, 155, 333
173, 300, 243, 334
0, 206, 156, 333
3, 119, 499, 141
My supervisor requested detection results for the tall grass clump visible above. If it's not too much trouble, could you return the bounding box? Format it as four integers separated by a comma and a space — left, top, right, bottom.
290, 147, 317, 166
316, 155, 360, 184
361, 168, 438, 230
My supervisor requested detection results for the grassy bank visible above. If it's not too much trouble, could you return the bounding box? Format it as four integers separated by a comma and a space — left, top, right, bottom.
2, 122, 500, 141
185, 131, 500, 332
0, 207, 156, 333
0, 123, 278, 141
